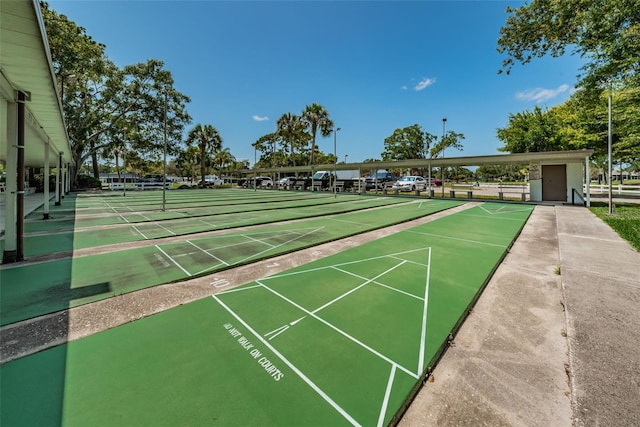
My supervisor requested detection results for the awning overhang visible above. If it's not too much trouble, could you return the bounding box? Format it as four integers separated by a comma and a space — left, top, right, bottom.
0, 0, 72, 168
245, 150, 595, 175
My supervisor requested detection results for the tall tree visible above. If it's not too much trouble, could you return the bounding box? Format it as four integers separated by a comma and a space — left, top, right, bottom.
176, 145, 200, 182
496, 105, 568, 153
381, 124, 437, 161
213, 148, 235, 177
429, 131, 465, 158
302, 103, 334, 166
186, 124, 222, 183
276, 113, 308, 167
252, 133, 280, 168
42, 3, 191, 185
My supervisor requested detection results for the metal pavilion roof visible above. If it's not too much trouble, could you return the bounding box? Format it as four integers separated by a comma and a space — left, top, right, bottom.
247, 150, 595, 175
0, 0, 72, 167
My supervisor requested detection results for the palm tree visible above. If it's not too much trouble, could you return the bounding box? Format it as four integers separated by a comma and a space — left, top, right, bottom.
213, 148, 235, 178
277, 113, 307, 168
302, 103, 334, 166
186, 124, 222, 183
177, 145, 200, 182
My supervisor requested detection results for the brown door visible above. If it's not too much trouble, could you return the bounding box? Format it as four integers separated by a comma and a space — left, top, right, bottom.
542, 165, 567, 201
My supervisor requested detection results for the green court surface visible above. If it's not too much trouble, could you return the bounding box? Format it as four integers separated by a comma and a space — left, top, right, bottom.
0, 199, 461, 326
17, 196, 406, 257
0, 203, 533, 426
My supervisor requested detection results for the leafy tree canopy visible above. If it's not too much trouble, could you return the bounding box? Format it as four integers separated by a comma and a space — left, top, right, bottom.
497, 87, 640, 162
381, 124, 436, 161
497, 0, 640, 90
42, 2, 191, 184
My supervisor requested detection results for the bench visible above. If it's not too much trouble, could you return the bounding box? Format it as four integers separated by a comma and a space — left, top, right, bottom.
498, 184, 529, 201
449, 184, 476, 199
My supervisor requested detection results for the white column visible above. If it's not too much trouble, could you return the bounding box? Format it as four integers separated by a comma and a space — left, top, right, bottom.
3, 100, 17, 253
66, 162, 71, 194
586, 158, 591, 208
55, 152, 61, 205
43, 143, 50, 219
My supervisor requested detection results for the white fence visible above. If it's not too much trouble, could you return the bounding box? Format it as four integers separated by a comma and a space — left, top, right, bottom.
102, 181, 171, 191
586, 184, 640, 196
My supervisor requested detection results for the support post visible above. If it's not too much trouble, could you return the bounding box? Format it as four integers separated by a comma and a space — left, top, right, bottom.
43, 143, 50, 219
3, 97, 18, 263
55, 152, 62, 206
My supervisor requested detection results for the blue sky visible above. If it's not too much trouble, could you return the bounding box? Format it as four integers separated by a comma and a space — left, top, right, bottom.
48, 0, 584, 165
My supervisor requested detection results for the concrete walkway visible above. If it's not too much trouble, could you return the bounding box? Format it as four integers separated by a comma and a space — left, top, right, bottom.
400, 205, 640, 427
0, 192, 55, 232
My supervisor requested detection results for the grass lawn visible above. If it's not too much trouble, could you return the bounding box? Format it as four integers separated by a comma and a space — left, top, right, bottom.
590, 202, 640, 251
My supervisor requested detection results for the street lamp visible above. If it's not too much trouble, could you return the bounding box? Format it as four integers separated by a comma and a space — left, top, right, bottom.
333, 128, 341, 197
162, 88, 168, 211
441, 117, 447, 197
607, 91, 613, 214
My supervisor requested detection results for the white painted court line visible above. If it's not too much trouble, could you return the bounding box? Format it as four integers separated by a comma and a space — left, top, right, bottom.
312, 261, 407, 315
257, 280, 419, 380
217, 283, 263, 294
103, 201, 118, 213
326, 217, 374, 227
153, 221, 177, 236
330, 265, 424, 302
186, 240, 229, 265
131, 224, 149, 240
241, 234, 277, 248
265, 247, 431, 281
197, 218, 219, 227
405, 230, 508, 248
479, 205, 531, 215
212, 295, 362, 427
387, 255, 428, 268
455, 213, 525, 222
155, 245, 191, 276
232, 226, 325, 266
264, 324, 289, 341
119, 215, 130, 224
376, 365, 396, 427
418, 247, 432, 375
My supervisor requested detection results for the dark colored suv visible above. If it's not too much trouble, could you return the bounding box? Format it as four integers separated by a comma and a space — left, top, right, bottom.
365, 171, 398, 190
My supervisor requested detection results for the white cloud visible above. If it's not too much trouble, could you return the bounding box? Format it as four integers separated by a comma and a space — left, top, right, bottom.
516, 84, 571, 102
414, 77, 436, 91
400, 85, 408, 90
252, 115, 269, 122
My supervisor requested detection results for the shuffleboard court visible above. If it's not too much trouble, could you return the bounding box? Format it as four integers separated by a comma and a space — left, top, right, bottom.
0, 203, 533, 426
23, 190, 372, 232
11, 195, 405, 258
0, 200, 461, 325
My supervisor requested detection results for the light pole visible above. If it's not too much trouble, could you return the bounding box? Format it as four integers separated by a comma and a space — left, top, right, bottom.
162, 89, 168, 211
344, 154, 348, 163
333, 127, 341, 197
122, 129, 127, 197
607, 91, 613, 214
441, 117, 447, 197
254, 145, 257, 192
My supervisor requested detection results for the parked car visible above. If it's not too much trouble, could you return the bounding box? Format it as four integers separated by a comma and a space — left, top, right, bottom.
365, 171, 398, 190
278, 176, 297, 189
240, 176, 273, 188
427, 177, 442, 187
392, 176, 428, 192
198, 175, 224, 187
